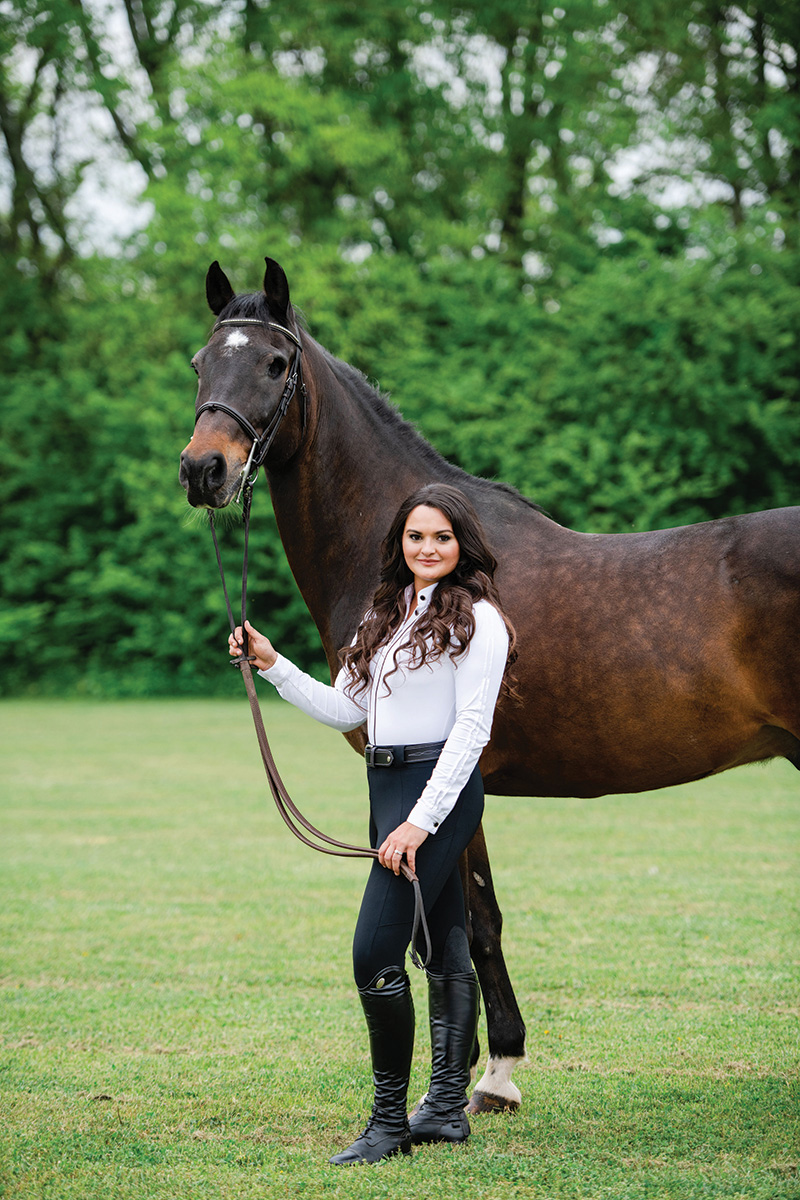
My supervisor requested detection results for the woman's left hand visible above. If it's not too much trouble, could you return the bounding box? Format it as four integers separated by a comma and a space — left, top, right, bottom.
378, 821, 429, 876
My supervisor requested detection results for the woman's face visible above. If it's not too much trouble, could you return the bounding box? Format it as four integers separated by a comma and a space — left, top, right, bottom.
402, 505, 460, 592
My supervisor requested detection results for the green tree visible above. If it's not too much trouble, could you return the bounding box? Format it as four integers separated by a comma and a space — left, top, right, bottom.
617, 1, 800, 242
1, 0, 798, 697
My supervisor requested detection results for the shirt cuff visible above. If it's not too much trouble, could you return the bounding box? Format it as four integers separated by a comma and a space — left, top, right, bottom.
258, 653, 294, 684
406, 803, 441, 835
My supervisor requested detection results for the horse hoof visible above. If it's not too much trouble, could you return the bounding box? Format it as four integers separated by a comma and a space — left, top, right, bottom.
466, 1090, 520, 1115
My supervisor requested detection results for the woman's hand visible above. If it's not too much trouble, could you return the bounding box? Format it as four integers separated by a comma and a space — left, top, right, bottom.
228, 619, 278, 672
378, 821, 429, 876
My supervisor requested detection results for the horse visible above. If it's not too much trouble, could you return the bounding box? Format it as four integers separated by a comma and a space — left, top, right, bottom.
179, 256, 800, 1113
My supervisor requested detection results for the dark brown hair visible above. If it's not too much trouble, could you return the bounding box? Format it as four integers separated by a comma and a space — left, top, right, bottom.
340, 483, 516, 697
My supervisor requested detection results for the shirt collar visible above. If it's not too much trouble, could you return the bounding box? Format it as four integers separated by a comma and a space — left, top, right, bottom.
404, 580, 438, 618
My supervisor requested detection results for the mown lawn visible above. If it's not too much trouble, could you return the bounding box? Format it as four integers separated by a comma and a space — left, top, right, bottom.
1, 699, 798, 1199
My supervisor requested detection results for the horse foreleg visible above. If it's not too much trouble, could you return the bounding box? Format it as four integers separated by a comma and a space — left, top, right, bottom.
460, 822, 526, 1114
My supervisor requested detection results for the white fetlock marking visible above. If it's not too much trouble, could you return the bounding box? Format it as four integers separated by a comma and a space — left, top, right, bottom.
472, 1055, 524, 1106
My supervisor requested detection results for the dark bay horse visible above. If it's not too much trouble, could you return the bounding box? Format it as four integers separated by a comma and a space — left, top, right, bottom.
180, 256, 800, 1113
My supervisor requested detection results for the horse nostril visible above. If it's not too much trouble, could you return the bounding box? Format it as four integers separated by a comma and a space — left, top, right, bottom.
202, 452, 227, 493
179, 450, 228, 502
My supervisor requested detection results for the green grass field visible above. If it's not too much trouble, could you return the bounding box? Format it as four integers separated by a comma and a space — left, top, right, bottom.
1, 699, 798, 1199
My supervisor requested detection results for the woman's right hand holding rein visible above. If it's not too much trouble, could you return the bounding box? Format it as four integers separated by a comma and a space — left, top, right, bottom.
228, 619, 278, 672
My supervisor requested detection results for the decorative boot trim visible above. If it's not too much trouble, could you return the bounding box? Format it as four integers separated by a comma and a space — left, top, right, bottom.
329, 966, 415, 1165
409, 969, 479, 1145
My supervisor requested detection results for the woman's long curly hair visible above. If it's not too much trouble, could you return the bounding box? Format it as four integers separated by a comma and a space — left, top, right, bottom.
340, 483, 517, 698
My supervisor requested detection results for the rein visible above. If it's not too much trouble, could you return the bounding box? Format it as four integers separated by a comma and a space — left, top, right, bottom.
201, 324, 431, 970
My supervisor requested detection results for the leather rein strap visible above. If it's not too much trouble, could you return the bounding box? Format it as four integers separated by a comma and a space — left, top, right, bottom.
201, 326, 431, 969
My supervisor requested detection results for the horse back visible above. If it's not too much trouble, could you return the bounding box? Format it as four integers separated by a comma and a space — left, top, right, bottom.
480, 504, 800, 797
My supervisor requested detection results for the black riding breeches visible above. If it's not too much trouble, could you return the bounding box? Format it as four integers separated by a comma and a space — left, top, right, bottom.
351, 756, 484, 988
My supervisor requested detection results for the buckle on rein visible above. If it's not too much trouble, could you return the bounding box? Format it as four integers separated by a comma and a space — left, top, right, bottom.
365, 745, 395, 768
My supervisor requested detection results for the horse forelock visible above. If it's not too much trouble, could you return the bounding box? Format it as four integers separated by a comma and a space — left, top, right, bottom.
213, 290, 297, 328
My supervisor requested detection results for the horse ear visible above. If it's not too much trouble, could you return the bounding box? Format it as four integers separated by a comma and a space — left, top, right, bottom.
263, 257, 291, 324
206, 261, 235, 315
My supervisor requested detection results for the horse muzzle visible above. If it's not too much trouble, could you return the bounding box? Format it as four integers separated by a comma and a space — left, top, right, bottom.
179, 446, 237, 508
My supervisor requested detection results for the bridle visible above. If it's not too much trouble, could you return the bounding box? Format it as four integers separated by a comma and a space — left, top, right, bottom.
194, 318, 307, 503
198, 319, 431, 970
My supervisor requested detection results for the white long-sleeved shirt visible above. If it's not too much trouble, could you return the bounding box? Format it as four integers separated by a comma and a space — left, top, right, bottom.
259, 583, 508, 834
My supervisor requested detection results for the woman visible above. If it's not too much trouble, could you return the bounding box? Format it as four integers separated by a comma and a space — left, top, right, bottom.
229, 482, 515, 1165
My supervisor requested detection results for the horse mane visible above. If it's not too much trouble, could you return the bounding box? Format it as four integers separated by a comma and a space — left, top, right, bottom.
218, 290, 546, 517
322, 349, 547, 517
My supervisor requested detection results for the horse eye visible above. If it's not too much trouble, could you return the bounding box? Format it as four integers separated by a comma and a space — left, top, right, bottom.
268, 357, 286, 379
190, 358, 199, 376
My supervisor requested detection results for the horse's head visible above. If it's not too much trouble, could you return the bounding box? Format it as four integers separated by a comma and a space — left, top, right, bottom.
179, 257, 306, 508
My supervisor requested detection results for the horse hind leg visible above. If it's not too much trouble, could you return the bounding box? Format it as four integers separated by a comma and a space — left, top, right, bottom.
780, 729, 800, 770
784, 729, 800, 770
724, 724, 800, 772
460, 823, 526, 1114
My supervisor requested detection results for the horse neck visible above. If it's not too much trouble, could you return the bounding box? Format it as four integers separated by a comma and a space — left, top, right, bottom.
266, 338, 445, 665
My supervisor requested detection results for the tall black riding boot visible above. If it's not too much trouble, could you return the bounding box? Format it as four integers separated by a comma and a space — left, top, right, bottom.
408, 969, 479, 1145
328, 965, 415, 1166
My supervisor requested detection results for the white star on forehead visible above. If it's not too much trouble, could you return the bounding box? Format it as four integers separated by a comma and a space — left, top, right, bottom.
224, 330, 250, 353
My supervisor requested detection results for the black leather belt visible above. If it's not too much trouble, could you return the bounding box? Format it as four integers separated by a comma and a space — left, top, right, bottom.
365, 741, 446, 768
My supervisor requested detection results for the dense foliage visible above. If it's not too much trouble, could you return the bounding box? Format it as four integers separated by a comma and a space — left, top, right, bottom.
1, 1, 798, 695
